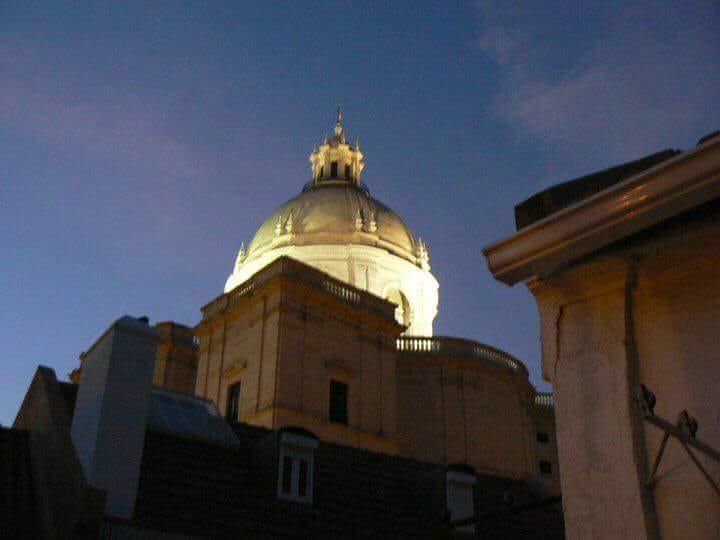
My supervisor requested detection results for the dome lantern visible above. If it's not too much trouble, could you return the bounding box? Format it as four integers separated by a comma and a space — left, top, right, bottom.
309, 109, 365, 187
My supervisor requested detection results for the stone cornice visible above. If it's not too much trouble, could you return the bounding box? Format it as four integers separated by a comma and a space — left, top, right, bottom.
483, 136, 720, 285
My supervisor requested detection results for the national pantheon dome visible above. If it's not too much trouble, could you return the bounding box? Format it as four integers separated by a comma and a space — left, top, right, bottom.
225, 112, 439, 335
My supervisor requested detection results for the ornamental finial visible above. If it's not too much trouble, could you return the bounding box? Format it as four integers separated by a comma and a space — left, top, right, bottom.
235, 241, 246, 269
284, 211, 294, 234
334, 106, 343, 138
354, 209, 363, 231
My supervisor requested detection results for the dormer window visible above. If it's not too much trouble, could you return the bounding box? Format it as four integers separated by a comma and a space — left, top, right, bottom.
446, 470, 477, 534
277, 431, 318, 504
330, 161, 338, 178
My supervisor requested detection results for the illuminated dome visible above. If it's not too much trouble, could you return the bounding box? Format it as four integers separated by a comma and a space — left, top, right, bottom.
244, 184, 419, 265
225, 111, 438, 335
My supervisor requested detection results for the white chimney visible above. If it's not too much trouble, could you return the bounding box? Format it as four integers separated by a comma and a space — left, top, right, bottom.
70, 316, 159, 519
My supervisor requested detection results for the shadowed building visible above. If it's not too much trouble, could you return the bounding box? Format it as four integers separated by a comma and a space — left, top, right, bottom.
6, 318, 564, 538
484, 131, 720, 539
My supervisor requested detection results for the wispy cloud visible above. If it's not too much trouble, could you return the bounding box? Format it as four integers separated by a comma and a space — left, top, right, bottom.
0, 37, 213, 181
476, 1, 720, 167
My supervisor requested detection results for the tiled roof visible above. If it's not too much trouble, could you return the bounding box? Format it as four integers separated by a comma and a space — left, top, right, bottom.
0, 427, 38, 539
132, 423, 564, 538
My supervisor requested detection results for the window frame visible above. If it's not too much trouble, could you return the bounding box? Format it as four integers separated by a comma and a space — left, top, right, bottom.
539, 460, 553, 475
446, 470, 477, 534
277, 432, 318, 504
226, 381, 242, 423
329, 379, 349, 425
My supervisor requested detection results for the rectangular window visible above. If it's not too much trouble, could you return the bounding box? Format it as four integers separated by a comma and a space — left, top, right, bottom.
446, 471, 476, 534
536, 431, 549, 443
297, 459, 309, 497
329, 380, 348, 425
278, 446, 314, 503
344, 164, 351, 179
281, 456, 293, 494
330, 161, 338, 178
539, 460, 553, 474
226, 382, 241, 422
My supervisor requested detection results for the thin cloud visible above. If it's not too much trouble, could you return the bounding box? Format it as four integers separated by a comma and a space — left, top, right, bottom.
477, 1, 720, 166
0, 36, 211, 180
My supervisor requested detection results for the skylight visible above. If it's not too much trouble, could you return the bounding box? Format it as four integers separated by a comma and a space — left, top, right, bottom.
147, 387, 239, 447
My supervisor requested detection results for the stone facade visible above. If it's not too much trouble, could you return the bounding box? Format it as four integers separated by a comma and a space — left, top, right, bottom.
397, 339, 538, 479
484, 135, 720, 539
196, 256, 559, 484
529, 205, 720, 539
195, 257, 402, 454
152, 322, 198, 394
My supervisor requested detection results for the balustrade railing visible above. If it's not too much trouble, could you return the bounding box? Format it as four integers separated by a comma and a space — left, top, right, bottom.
323, 279, 360, 304
396, 336, 526, 375
533, 392, 554, 408
201, 257, 393, 321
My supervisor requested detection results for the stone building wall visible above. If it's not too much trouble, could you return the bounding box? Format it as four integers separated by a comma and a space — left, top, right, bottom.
152, 322, 197, 395
396, 343, 556, 482
195, 257, 402, 454
529, 399, 560, 493
530, 204, 720, 539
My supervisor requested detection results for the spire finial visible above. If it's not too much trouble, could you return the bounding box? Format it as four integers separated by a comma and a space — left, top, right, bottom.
334, 106, 343, 138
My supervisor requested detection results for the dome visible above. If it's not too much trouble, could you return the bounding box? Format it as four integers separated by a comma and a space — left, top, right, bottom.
244, 183, 420, 265
226, 111, 438, 336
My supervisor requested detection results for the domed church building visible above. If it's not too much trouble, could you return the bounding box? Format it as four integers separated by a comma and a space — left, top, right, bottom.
225, 111, 438, 336
186, 112, 559, 490
67, 112, 559, 492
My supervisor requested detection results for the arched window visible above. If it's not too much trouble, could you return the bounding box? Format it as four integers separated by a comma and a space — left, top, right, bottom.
385, 289, 411, 327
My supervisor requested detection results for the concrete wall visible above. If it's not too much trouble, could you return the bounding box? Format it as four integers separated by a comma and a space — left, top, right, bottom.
71, 316, 158, 520
530, 204, 720, 539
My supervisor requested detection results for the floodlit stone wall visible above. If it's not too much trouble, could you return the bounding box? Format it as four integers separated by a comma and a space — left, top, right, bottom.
396, 347, 554, 481
225, 243, 439, 336
530, 203, 720, 539
195, 258, 401, 454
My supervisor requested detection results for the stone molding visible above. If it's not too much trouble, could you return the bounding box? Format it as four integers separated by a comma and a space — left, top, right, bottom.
483, 136, 720, 285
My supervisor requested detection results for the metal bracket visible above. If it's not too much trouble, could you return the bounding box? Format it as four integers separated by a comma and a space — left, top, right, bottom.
638, 385, 720, 497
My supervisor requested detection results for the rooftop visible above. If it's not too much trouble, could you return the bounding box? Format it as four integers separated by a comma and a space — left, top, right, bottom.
483, 130, 720, 285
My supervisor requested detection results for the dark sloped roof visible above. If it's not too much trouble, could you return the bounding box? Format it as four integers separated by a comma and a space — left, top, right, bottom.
0, 427, 38, 539
133, 423, 564, 538
514, 149, 681, 230
58, 381, 78, 416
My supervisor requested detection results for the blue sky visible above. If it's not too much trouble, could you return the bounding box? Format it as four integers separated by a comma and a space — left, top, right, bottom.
1, 1, 718, 424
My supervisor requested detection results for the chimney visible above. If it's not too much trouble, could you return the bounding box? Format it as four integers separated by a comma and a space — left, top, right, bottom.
70, 316, 159, 519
